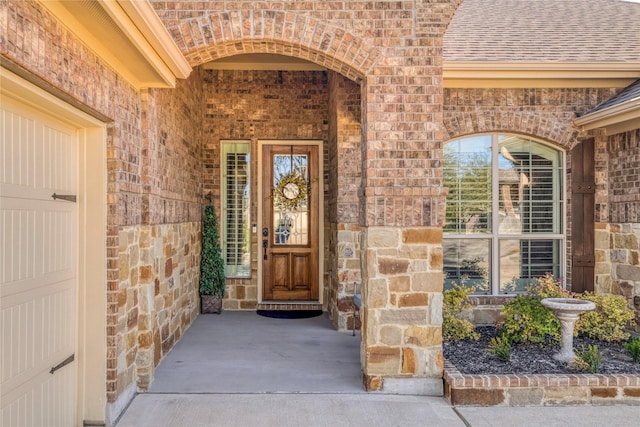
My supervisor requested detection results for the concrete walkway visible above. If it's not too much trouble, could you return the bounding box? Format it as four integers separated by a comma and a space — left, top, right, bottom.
116, 312, 639, 427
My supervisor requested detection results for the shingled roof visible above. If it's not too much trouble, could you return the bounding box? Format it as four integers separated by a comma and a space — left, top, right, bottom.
444, 0, 640, 63
588, 78, 640, 113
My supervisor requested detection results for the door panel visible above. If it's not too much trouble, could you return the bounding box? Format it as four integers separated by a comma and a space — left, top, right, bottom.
1, 98, 77, 426
262, 144, 319, 301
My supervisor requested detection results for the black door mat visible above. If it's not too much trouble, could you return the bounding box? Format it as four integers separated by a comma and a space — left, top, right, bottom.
256, 310, 323, 319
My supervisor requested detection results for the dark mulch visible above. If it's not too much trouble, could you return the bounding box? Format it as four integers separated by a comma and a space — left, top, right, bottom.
444, 326, 640, 375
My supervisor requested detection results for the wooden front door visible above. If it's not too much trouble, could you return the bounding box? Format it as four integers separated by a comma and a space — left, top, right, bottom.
262, 144, 319, 301
570, 138, 595, 293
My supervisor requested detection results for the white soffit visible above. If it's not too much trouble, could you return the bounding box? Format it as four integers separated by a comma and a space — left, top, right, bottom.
39, 0, 191, 89
444, 61, 640, 88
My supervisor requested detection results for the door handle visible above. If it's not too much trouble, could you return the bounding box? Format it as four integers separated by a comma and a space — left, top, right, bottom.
50, 354, 74, 374
263, 239, 268, 260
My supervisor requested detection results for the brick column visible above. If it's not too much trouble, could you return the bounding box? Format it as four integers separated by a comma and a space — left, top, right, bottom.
358, 0, 461, 394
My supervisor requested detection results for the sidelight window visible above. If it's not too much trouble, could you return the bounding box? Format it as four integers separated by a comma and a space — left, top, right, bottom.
221, 141, 251, 277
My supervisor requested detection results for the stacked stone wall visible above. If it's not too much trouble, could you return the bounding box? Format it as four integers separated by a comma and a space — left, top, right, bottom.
117, 223, 200, 391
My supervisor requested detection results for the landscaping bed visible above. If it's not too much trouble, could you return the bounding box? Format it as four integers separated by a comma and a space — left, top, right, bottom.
443, 326, 640, 406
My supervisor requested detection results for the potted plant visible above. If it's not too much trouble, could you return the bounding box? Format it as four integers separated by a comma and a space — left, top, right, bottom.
199, 204, 225, 314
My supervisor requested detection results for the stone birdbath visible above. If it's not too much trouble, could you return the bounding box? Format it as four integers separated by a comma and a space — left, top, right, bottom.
541, 298, 596, 362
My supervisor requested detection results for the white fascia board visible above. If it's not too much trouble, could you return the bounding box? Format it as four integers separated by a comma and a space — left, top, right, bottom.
574, 96, 640, 135
98, 0, 191, 86
116, 0, 192, 79
444, 61, 640, 88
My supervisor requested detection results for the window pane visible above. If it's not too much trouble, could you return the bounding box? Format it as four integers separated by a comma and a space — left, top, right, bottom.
499, 239, 561, 293
444, 136, 492, 233
498, 136, 563, 234
272, 154, 309, 246
444, 239, 490, 294
222, 142, 250, 277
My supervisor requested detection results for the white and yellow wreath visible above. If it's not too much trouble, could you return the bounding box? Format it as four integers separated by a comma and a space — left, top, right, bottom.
273, 171, 308, 211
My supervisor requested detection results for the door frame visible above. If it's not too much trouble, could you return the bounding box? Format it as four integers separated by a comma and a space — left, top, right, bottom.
257, 140, 324, 304
1, 67, 107, 425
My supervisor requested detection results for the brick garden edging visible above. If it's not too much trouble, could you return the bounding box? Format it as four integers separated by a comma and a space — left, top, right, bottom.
444, 361, 640, 406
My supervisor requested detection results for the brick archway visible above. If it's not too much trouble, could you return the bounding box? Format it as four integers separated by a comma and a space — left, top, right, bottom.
443, 110, 580, 151
165, 11, 382, 81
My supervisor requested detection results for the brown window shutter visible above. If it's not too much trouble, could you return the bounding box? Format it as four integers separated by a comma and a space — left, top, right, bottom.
570, 138, 595, 293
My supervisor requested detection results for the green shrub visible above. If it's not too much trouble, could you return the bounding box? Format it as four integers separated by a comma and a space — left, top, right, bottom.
575, 293, 634, 342
623, 337, 640, 363
527, 273, 572, 299
499, 294, 560, 344
570, 344, 603, 373
443, 283, 480, 341
488, 336, 512, 361
498, 274, 569, 345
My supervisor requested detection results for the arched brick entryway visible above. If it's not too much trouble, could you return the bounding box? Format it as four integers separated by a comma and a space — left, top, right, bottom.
154, 2, 462, 394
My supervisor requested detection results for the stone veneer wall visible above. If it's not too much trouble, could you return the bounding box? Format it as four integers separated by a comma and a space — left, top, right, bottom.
595, 128, 640, 331
117, 223, 200, 390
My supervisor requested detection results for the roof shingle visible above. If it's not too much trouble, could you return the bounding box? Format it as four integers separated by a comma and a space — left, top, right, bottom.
444, 0, 640, 63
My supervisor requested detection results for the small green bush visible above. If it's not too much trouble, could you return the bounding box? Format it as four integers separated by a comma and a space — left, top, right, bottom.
488, 336, 512, 361
499, 294, 560, 344
623, 337, 640, 363
498, 274, 569, 345
443, 283, 480, 341
575, 292, 634, 342
570, 344, 603, 373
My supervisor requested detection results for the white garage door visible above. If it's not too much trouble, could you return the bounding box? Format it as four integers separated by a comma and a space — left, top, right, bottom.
1, 96, 78, 426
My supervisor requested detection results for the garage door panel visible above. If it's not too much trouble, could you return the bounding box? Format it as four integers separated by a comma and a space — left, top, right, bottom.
2, 199, 76, 288
1, 96, 78, 426
1, 280, 74, 390
2, 98, 77, 193
1, 361, 75, 427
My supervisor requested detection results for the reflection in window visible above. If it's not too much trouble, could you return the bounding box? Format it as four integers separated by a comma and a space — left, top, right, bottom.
444, 134, 564, 294
222, 142, 250, 277
272, 153, 309, 246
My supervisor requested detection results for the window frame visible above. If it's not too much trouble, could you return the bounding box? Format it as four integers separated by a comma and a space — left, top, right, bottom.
221, 140, 251, 278
443, 133, 566, 295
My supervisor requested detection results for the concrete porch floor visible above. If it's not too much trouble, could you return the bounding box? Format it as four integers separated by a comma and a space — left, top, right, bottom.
115, 311, 638, 427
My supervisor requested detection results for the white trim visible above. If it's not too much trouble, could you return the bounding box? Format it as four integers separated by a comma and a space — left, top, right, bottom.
257, 140, 324, 305
1, 67, 108, 425
443, 61, 640, 88
574, 95, 640, 136
38, 0, 191, 89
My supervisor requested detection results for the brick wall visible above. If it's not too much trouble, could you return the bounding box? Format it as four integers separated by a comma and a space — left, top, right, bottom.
595, 128, 640, 331
201, 69, 329, 310
327, 71, 363, 329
